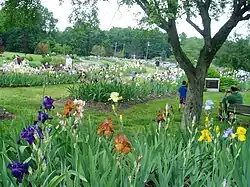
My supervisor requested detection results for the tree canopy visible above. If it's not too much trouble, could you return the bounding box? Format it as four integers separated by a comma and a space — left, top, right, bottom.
215, 37, 250, 72
0, 0, 58, 53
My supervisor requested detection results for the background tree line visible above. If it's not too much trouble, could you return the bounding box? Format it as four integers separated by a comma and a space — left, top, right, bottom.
0, 0, 172, 59
0, 0, 249, 72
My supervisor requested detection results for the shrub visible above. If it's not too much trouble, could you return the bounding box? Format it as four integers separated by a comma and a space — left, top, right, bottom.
207, 67, 220, 78
27, 56, 33, 61
91, 45, 106, 56
50, 57, 65, 66
220, 76, 239, 92
53, 44, 72, 55
6, 57, 10, 60
40, 56, 52, 65
37, 43, 49, 55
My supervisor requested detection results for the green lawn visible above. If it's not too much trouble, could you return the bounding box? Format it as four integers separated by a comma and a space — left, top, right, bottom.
0, 52, 42, 65
0, 52, 71, 67
1, 84, 250, 134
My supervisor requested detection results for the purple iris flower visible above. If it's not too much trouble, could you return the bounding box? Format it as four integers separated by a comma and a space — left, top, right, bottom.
42, 96, 54, 110
36, 126, 44, 139
21, 126, 36, 144
21, 125, 44, 144
8, 161, 29, 183
37, 111, 51, 123
222, 128, 233, 138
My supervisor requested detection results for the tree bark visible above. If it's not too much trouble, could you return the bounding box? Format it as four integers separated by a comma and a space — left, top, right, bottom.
181, 63, 208, 129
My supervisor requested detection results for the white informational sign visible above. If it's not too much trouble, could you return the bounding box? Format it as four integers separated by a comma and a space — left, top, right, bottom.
205, 78, 220, 92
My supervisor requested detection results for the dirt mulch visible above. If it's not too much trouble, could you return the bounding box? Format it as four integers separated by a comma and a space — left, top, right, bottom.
54, 93, 173, 112
0, 108, 15, 122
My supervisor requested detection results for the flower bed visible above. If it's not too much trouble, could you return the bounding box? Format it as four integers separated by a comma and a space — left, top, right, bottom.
0, 72, 79, 87
68, 81, 176, 102
0, 94, 250, 186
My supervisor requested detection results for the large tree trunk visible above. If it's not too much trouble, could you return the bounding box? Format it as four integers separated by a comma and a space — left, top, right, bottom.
181, 63, 208, 129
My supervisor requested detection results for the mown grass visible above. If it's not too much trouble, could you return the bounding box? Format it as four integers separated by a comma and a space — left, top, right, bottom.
0, 52, 42, 65
1, 84, 250, 134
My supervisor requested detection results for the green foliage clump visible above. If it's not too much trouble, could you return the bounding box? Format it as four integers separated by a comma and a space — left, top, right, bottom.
53, 43, 72, 55
215, 38, 250, 72
27, 56, 33, 61
40, 56, 52, 65
220, 77, 239, 92
91, 45, 106, 56
207, 67, 242, 92
207, 67, 220, 78
0, 72, 79, 87
50, 57, 65, 67
68, 81, 175, 102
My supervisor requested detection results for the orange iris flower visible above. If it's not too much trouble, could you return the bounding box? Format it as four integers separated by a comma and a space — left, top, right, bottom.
157, 109, 166, 123
63, 100, 74, 116
97, 118, 114, 137
114, 133, 132, 154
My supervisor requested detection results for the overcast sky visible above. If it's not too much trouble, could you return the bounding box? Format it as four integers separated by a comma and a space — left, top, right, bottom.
41, 0, 249, 38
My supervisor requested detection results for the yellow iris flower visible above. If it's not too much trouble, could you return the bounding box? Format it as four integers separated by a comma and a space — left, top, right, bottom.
198, 129, 212, 143
236, 127, 247, 135
236, 127, 247, 142
108, 92, 123, 102
238, 135, 246, 142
